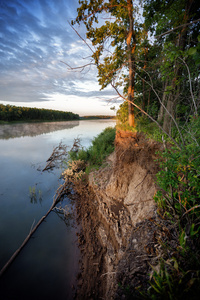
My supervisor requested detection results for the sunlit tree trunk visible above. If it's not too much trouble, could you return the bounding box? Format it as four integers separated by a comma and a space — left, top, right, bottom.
127, 0, 135, 127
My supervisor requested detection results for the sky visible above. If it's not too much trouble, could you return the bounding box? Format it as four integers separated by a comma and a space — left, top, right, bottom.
0, 0, 121, 116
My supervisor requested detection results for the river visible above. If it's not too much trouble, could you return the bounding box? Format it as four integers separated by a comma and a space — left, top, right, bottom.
0, 119, 115, 300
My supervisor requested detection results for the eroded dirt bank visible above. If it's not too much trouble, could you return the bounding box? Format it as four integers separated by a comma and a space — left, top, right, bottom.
75, 130, 165, 299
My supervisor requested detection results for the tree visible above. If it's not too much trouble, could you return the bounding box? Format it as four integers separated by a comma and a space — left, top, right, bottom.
72, 0, 144, 127
143, 0, 200, 133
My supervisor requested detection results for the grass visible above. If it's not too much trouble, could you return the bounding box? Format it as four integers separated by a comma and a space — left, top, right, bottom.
69, 126, 116, 173
116, 116, 169, 143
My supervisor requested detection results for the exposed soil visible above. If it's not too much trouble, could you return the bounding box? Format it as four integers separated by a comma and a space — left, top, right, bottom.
72, 130, 169, 299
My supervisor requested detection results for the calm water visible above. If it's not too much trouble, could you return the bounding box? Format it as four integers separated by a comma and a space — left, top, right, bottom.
0, 120, 115, 300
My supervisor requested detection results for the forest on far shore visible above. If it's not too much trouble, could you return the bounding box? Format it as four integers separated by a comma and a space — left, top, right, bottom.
0, 104, 79, 122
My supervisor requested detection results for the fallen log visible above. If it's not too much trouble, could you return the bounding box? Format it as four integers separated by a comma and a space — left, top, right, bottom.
0, 181, 68, 277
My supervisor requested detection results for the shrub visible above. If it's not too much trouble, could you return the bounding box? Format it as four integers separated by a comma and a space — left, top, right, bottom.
147, 116, 200, 299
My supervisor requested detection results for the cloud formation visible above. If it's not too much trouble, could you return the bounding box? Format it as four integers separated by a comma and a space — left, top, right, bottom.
0, 0, 120, 115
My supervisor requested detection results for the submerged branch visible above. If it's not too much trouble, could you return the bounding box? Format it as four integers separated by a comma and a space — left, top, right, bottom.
0, 173, 69, 277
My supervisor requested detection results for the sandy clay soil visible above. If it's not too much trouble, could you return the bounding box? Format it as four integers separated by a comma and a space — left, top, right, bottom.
72, 130, 177, 300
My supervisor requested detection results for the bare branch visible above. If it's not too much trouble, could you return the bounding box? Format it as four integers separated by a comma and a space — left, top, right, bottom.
178, 57, 198, 116
61, 60, 95, 71
182, 205, 200, 218
68, 21, 95, 54
136, 66, 185, 147
155, 18, 200, 39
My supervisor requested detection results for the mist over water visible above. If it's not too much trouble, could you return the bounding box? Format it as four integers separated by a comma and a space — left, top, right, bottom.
0, 119, 115, 300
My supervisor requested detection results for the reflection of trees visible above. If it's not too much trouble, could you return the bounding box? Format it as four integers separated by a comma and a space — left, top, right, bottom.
0, 121, 79, 140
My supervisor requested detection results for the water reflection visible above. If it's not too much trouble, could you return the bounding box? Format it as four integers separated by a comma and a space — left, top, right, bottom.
29, 186, 43, 205
0, 121, 79, 139
53, 202, 75, 229
0, 119, 116, 300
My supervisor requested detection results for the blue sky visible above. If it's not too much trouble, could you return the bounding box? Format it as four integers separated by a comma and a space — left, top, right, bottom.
0, 0, 120, 116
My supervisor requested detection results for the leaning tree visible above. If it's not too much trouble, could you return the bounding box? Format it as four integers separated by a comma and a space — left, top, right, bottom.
72, 0, 145, 127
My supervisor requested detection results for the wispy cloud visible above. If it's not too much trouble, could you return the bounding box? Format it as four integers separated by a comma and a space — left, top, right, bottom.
0, 0, 120, 114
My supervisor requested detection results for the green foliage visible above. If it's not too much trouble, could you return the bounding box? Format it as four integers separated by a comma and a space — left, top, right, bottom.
73, 0, 148, 126
135, 116, 166, 142
116, 101, 129, 124
0, 104, 79, 122
144, 258, 200, 300
72, 1, 200, 298
69, 127, 116, 172
156, 119, 200, 227
74, 0, 131, 89
146, 117, 200, 299
143, 0, 200, 130
188, 35, 200, 66
116, 101, 166, 141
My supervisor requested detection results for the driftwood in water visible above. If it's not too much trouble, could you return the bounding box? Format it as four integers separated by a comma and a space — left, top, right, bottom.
0, 138, 81, 276
0, 181, 68, 277
42, 142, 68, 172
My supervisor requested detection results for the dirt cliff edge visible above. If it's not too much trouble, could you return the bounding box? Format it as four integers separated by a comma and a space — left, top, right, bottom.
75, 130, 164, 299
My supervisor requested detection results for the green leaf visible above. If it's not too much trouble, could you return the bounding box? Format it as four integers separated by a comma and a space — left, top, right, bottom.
188, 47, 197, 55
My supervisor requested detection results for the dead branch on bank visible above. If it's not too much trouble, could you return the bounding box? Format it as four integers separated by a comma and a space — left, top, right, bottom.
0, 180, 69, 278
70, 137, 82, 153
42, 141, 68, 171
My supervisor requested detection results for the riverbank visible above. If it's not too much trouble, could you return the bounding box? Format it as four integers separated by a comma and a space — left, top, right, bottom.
71, 129, 168, 299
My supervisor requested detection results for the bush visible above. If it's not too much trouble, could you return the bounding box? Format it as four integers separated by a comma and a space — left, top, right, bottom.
156, 117, 200, 227
147, 116, 200, 299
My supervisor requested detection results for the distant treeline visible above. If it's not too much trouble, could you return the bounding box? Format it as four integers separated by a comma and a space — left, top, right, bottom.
0, 104, 79, 122
81, 115, 115, 120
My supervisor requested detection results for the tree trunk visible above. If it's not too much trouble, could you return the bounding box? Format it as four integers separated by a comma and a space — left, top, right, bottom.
157, 81, 168, 123
162, 0, 194, 134
127, 0, 135, 127
163, 95, 174, 134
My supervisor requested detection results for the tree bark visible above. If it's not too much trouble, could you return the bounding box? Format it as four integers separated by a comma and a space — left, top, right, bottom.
157, 81, 168, 123
163, 96, 174, 134
127, 0, 135, 127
